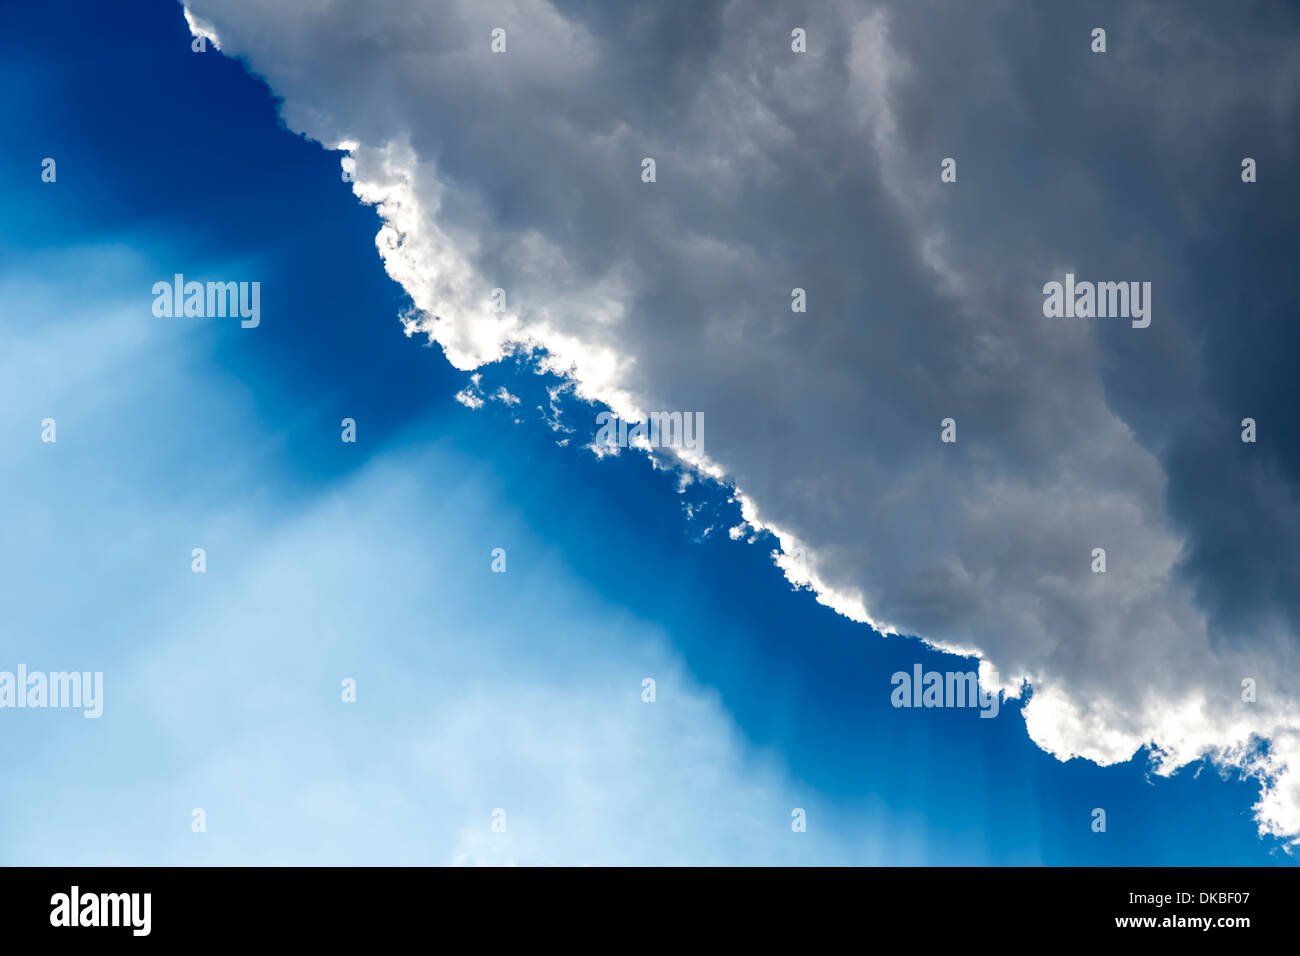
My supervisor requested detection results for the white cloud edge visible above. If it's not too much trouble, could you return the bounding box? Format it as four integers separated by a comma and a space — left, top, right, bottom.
177, 1, 1300, 851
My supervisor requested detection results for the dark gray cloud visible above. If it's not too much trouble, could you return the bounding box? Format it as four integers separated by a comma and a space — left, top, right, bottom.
184, 0, 1300, 841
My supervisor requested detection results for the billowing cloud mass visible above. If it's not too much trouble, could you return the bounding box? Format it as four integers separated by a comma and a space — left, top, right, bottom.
182, 0, 1300, 843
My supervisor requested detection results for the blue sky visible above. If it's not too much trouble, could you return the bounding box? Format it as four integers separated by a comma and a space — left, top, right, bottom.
0, 0, 1294, 865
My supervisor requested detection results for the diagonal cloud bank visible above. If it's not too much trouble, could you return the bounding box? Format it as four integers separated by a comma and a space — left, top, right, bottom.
182, 0, 1300, 845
